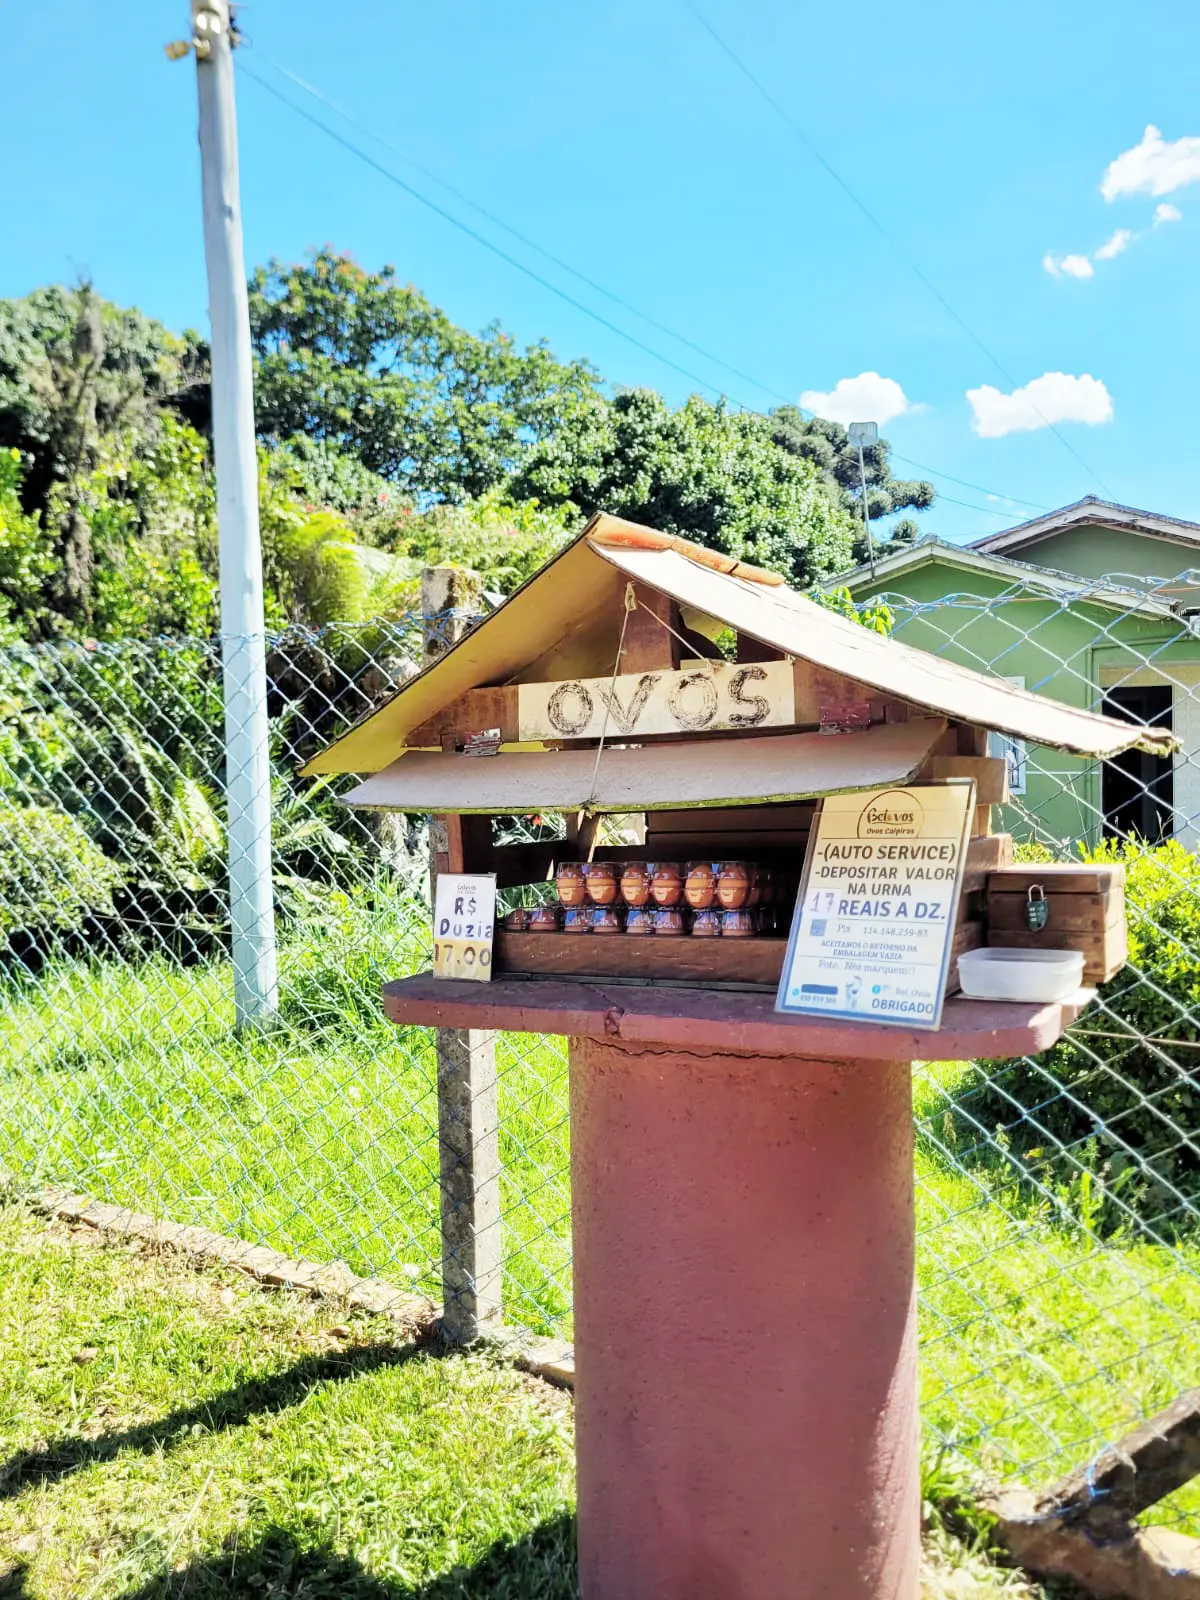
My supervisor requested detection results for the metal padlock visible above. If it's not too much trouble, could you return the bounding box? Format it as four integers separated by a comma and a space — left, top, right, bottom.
1025, 884, 1050, 932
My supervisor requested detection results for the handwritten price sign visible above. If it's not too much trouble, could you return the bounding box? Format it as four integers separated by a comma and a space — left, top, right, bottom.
433, 874, 497, 982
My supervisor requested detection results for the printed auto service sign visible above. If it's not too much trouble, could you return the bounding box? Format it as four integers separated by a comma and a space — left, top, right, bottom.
776, 783, 975, 1030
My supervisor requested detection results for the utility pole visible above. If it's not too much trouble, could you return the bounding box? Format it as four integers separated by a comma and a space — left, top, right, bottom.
849, 420, 879, 578
182, 0, 278, 1027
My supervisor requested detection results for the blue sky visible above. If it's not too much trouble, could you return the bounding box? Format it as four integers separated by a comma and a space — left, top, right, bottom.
5, 0, 1199, 543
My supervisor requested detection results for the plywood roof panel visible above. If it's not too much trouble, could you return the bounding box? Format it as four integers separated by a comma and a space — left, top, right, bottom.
589, 541, 1173, 761
304, 512, 1176, 775
303, 538, 629, 775
341, 718, 949, 814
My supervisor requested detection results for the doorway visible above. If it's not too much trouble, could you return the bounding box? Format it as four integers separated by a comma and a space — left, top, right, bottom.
1101, 684, 1174, 842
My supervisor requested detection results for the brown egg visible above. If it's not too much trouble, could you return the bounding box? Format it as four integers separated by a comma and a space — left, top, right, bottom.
583, 861, 619, 906
619, 862, 652, 907
690, 907, 722, 938
716, 861, 751, 909
649, 862, 684, 907
555, 861, 588, 908
684, 860, 717, 909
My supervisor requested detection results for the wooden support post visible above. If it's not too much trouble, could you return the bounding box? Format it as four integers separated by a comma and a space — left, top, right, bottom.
422, 566, 502, 1341
620, 583, 679, 673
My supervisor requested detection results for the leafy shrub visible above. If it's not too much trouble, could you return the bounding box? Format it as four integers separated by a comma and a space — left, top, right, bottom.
811, 584, 894, 636
0, 804, 123, 943
961, 838, 1200, 1233
0, 449, 53, 641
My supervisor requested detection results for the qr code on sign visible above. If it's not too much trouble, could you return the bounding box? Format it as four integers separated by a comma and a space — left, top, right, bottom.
811, 919, 827, 937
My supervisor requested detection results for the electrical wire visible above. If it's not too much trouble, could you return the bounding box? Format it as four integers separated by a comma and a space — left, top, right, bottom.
681, 1, 1118, 501
239, 62, 732, 401
238, 53, 1053, 527
935, 493, 1035, 519
253, 56, 790, 410
888, 460, 1049, 512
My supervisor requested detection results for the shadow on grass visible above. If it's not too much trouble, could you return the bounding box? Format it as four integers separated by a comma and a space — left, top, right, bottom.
114, 1516, 577, 1599
0, 1340, 427, 1504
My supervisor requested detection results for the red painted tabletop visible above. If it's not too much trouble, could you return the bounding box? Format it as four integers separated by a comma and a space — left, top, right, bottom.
381, 973, 1093, 1063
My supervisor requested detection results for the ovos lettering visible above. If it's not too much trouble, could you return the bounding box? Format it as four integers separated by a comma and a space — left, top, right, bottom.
544, 666, 775, 737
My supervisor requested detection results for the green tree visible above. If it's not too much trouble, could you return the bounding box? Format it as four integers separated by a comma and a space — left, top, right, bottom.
0, 284, 208, 621
248, 249, 601, 503
768, 407, 935, 563
510, 388, 856, 584
266, 434, 403, 519
83, 416, 219, 639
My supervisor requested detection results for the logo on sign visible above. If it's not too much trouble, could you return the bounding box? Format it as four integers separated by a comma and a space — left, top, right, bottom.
856, 788, 925, 839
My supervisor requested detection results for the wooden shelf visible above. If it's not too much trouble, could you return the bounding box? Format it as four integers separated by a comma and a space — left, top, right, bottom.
495, 930, 787, 988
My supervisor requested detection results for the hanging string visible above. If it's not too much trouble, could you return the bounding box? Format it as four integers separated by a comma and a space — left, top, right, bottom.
582, 582, 638, 821
580, 584, 789, 823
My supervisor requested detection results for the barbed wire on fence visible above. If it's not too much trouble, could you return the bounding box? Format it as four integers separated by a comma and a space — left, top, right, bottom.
1, 578, 1198, 1531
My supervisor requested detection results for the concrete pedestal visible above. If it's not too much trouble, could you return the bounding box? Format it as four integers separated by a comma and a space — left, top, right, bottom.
570, 1034, 919, 1600
381, 975, 1090, 1600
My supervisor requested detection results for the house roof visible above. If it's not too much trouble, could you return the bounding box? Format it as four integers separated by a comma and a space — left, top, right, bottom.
303, 513, 1176, 784
829, 536, 1180, 621
970, 496, 1200, 558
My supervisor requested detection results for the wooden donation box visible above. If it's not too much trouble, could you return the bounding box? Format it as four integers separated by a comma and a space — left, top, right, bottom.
303, 514, 1174, 1600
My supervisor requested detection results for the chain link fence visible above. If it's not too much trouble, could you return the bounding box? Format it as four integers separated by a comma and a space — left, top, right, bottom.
1, 569, 1198, 1529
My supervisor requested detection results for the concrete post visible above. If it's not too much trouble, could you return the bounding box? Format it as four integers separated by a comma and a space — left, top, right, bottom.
422, 566, 502, 1340
192, 0, 278, 1028
570, 1033, 921, 1600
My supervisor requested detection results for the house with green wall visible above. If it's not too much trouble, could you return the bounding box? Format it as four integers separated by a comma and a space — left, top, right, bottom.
830, 497, 1200, 851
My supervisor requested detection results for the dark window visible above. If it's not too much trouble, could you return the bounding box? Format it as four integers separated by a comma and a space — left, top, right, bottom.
1101, 685, 1174, 842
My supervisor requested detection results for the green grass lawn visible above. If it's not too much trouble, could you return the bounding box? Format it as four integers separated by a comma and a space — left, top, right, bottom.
0, 898, 572, 1334
0, 1207, 1049, 1598
0, 1206, 575, 1599
2, 907, 1199, 1532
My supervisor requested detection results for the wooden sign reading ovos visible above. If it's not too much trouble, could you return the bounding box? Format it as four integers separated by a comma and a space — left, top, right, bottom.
517, 660, 795, 743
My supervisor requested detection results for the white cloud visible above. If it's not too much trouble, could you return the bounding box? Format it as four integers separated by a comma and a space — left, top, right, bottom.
798, 371, 913, 427
1043, 251, 1094, 279
1095, 227, 1134, 260
1060, 253, 1095, 278
1155, 202, 1182, 224
1102, 125, 1200, 201
967, 372, 1113, 439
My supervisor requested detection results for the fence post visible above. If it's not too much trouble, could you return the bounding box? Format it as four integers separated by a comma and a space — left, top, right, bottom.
422, 566, 502, 1341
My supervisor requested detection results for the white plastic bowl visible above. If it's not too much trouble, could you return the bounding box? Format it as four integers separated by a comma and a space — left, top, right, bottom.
957, 947, 1085, 1004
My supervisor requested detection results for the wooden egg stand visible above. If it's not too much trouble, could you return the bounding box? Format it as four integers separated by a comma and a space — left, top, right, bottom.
305, 514, 1171, 1600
